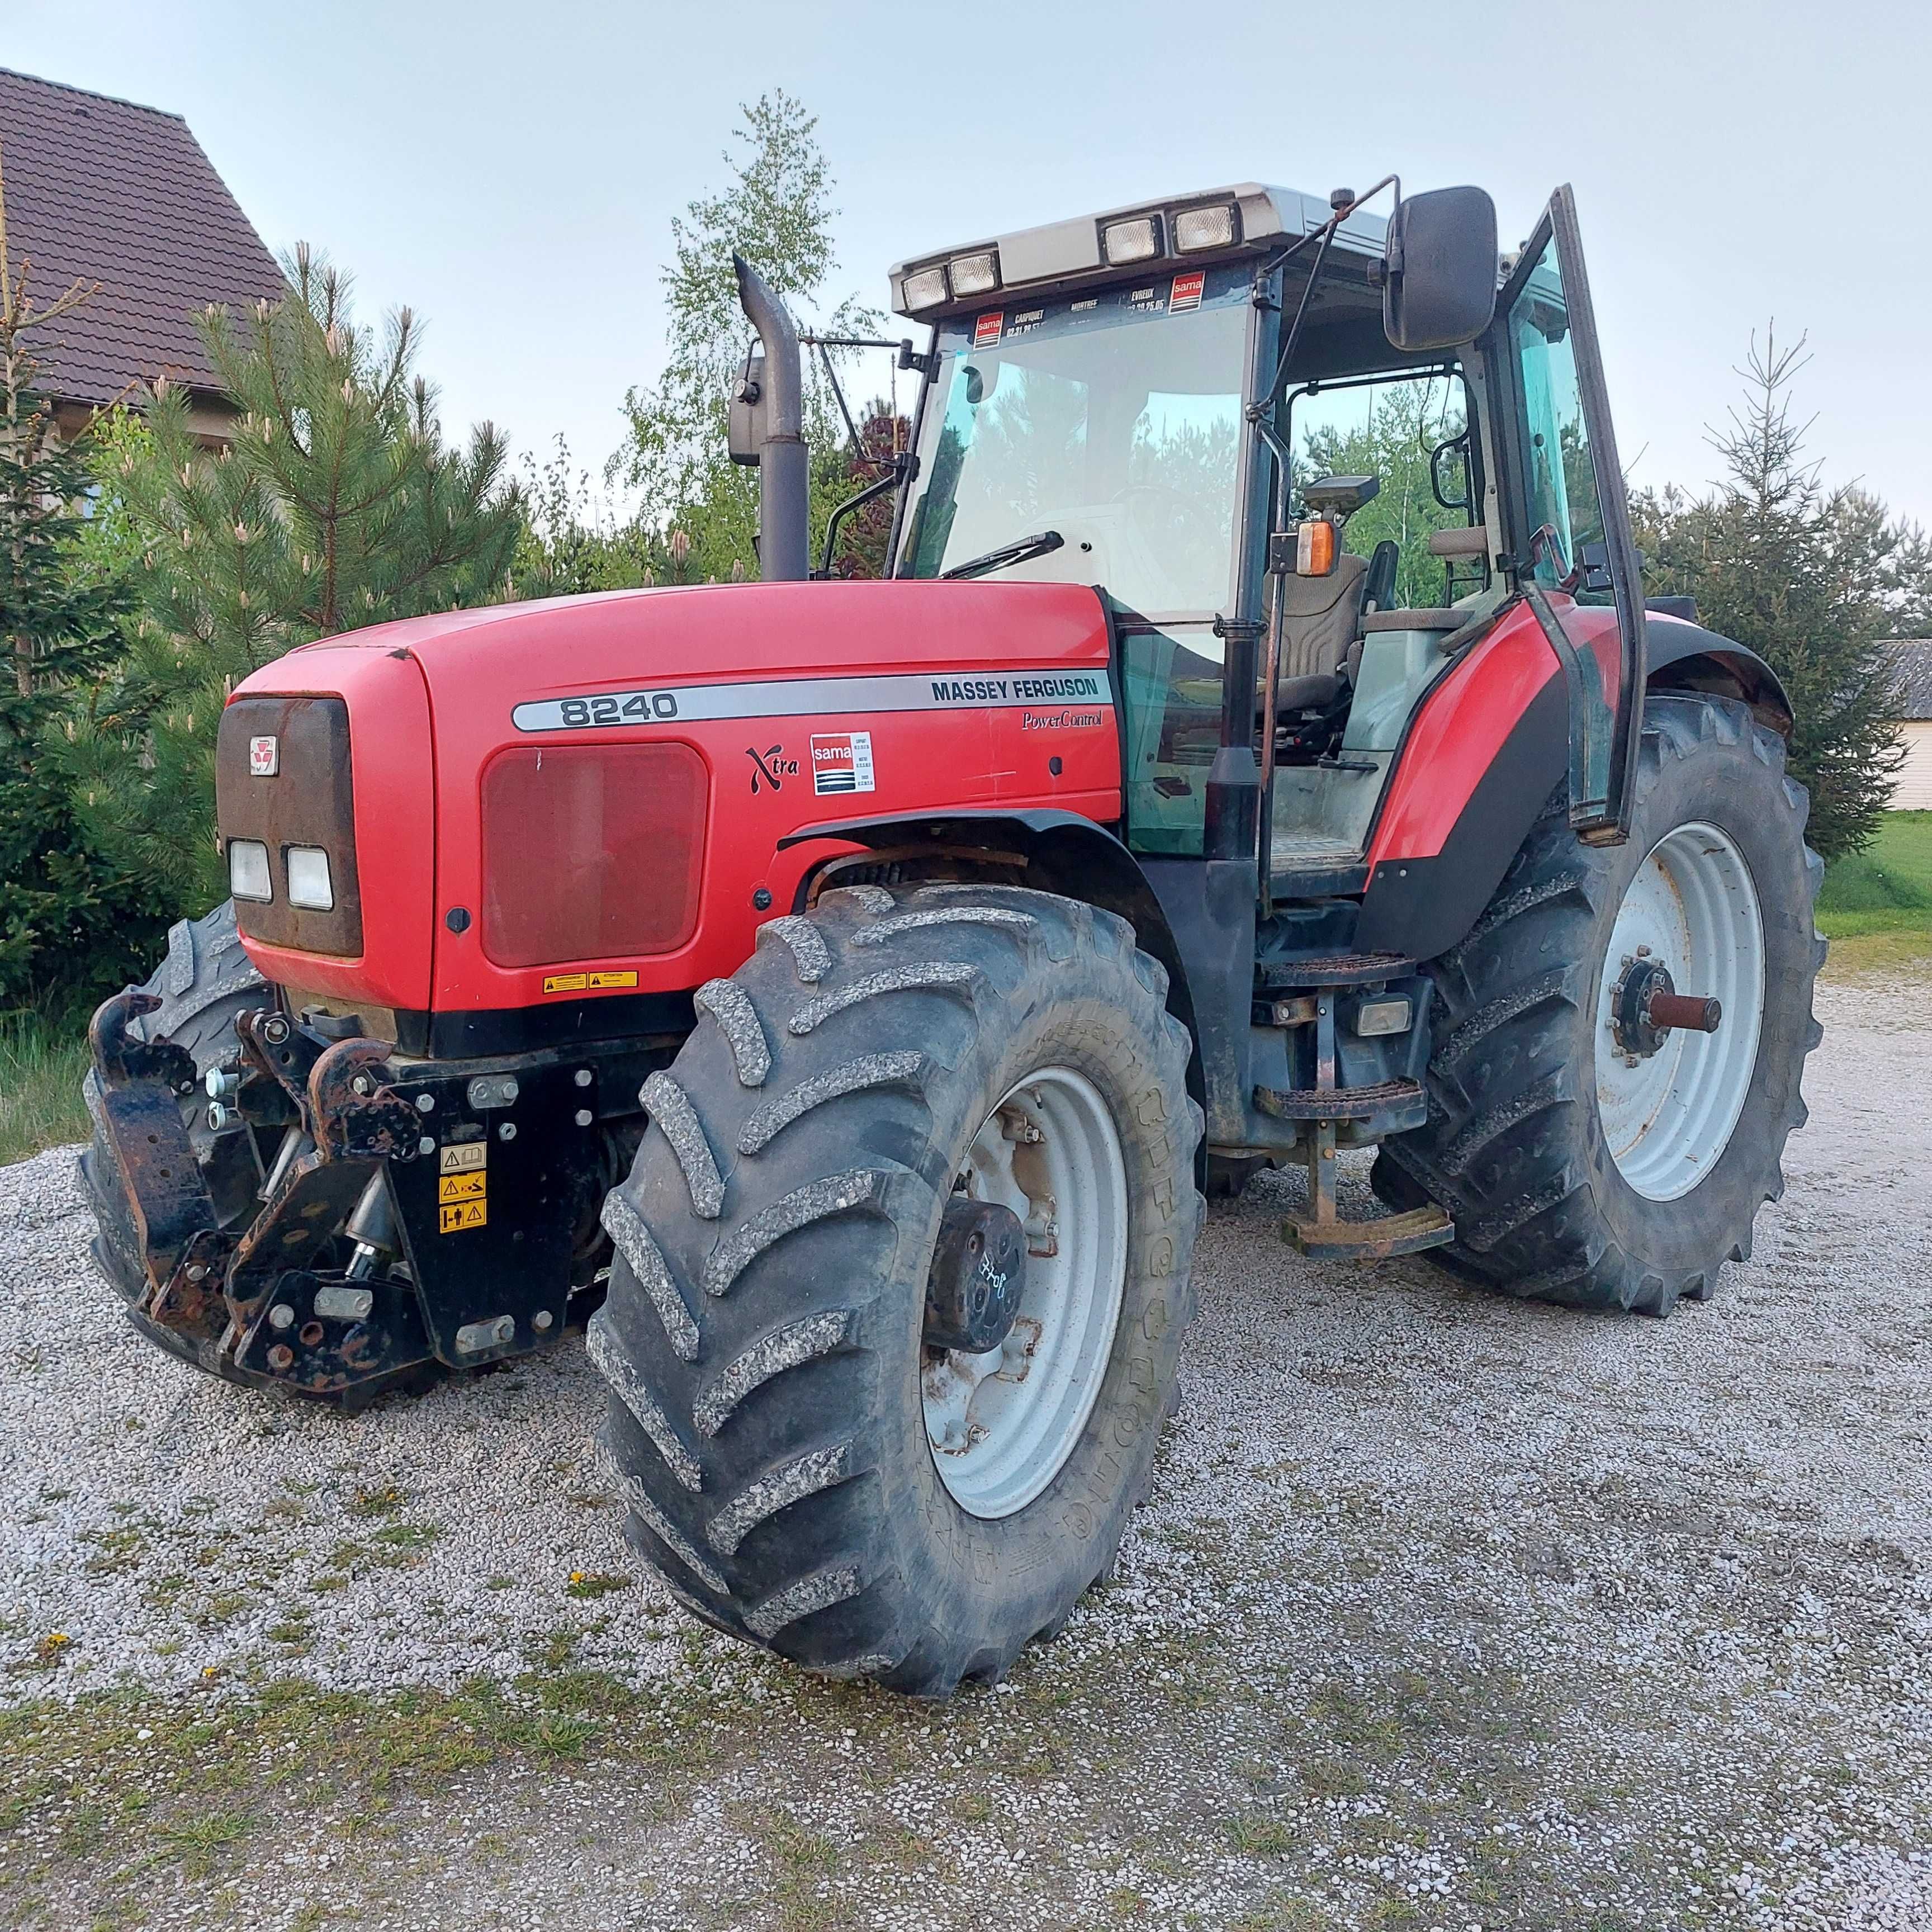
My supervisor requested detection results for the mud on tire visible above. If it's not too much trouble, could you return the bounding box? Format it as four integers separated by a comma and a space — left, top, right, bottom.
589, 884, 1202, 1695
1374, 694, 1825, 1315
79, 899, 264, 1306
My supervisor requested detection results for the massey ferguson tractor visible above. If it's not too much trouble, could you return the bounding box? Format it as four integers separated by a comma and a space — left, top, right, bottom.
82, 178, 1824, 1694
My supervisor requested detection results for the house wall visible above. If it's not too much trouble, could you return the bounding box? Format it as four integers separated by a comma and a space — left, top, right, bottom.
1892, 719, 1932, 812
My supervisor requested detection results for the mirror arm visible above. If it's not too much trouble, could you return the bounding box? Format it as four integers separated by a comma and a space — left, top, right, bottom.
1252, 175, 1401, 413
816, 459, 908, 581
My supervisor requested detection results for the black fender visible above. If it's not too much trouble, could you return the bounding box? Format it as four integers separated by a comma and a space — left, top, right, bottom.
778, 808, 1224, 1131
1356, 622, 1793, 965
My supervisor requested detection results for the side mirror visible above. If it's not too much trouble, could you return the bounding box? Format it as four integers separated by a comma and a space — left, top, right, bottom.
1382, 186, 1498, 353
727, 351, 768, 466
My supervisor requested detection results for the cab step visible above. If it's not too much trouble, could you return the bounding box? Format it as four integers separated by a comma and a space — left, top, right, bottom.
1253, 1077, 1424, 1123
1255, 951, 1414, 991
1284, 1201, 1456, 1261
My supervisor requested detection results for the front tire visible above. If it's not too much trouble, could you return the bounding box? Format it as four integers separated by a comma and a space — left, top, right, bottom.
589, 884, 1201, 1694
1375, 694, 1825, 1314
79, 901, 264, 1307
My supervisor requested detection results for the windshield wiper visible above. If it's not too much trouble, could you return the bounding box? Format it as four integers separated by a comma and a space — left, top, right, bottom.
941, 529, 1064, 581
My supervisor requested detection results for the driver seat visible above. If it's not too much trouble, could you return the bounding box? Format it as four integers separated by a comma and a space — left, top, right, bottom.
1273, 551, 1369, 712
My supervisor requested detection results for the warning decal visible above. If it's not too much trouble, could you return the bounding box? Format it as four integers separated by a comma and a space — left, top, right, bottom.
439, 1196, 487, 1234
811, 731, 875, 795
437, 1137, 487, 1231
1169, 271, 1206, 313
542, 969, 640, 995
973, 311, 1004, 348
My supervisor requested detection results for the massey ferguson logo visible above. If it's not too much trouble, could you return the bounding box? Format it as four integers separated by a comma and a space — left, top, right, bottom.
249, 735, 278, 777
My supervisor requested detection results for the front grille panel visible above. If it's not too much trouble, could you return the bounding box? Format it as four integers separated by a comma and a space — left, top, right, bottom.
480, 742, 706, 968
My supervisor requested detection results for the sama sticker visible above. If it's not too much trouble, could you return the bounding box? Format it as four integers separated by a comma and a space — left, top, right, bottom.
811, 731, 875, 795
249, 735, 278, 776
1169, 270, 1206, 313
973, 310, 1004, 348
541, 969, 640, 995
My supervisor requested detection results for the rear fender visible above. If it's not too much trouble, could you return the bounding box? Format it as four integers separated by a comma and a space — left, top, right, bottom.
1357, 608, 1793, 964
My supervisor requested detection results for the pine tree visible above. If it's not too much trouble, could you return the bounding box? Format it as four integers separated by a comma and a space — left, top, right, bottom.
54, 247, 522, 912
1634, 332, 1926, 857
0, 150, 164, 1018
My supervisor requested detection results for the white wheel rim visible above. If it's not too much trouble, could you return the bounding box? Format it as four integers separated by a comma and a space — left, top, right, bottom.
1595, 821, 1765, 1202
922, 1066, 1128, 1521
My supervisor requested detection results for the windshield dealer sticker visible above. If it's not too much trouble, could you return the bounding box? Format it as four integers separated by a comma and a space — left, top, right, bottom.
1169, 270, 1206, 313
512, 667, 1113, 734
973, 311, 1004, 347
811, 731, 874, 795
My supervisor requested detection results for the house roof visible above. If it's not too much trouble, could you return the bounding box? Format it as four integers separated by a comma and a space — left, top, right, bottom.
0, 66, 284, 408
1882, 641, 1932, 722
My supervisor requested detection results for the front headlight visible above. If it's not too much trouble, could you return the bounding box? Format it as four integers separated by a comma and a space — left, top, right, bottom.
228, 839, 272, 902
286, 845, 334, 911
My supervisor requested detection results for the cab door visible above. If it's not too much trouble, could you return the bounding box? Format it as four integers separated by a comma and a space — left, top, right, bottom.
1481, 186, 1646, 842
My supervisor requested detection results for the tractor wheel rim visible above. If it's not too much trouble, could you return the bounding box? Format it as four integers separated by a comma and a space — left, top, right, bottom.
922, 1066, 1129, 1521
1595, 821, 1765, 1202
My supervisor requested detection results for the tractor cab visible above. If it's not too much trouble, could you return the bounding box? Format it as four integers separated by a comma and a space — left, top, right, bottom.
882, 180, 1648, 889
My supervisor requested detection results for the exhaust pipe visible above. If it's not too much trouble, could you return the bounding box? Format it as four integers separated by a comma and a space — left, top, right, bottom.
732, 253, 809, 583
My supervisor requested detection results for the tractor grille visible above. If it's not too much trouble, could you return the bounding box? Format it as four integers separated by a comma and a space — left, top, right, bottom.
480, 742, 707, 968
216, 695, 364, 957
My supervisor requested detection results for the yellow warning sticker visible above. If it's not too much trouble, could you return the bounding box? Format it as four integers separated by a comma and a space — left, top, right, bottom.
438, 1171, 486, 1205
541, 969, 640, 995
438, 1141, 486, 1176
439, 1198, 487, 1234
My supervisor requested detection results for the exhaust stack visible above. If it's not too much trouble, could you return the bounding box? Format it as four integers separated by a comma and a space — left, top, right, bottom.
731, 253, 809, 583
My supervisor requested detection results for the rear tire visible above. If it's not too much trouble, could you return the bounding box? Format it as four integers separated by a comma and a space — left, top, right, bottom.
79, 900, 264, 1305
1374, 694, 1824, 1315
590, 884, 1201, 1694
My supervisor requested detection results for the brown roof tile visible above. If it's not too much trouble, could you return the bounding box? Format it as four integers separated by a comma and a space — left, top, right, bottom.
0, 66, 284, 408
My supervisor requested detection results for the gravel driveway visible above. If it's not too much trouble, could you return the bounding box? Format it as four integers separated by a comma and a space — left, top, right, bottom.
3, 979, 1929, 1931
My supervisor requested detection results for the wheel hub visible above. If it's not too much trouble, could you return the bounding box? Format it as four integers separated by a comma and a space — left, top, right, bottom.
923, 1196, 1027, 1354
1595, 822, 1764, 1202
921, 1067, 1128, 1521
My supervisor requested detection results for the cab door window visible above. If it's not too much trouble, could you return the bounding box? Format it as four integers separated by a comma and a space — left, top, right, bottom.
1504, 241, 1608, 596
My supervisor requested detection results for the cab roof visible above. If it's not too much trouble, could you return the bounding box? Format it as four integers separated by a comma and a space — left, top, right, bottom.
888, 183, 1389, 321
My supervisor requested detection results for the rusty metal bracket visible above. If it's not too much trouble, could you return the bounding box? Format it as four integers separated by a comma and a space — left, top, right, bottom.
309, 1038, 426, 1163
90, 991, 198, 1097
236, 1007, 323, 1111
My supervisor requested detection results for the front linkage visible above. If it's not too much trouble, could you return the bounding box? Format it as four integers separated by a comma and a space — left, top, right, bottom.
88, 991, 655, 1402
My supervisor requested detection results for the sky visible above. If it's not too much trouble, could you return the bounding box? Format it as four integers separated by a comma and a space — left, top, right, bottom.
8, 0, 1931, 527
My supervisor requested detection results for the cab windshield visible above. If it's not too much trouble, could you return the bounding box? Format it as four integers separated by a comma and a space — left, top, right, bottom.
897, 267, 1252, 619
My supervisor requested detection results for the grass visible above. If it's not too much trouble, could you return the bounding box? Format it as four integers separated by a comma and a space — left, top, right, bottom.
1816, 811, 1932, 979
0, 1012, 90, 1167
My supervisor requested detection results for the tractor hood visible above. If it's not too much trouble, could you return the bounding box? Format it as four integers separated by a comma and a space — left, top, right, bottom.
221, 580, 1119, 1036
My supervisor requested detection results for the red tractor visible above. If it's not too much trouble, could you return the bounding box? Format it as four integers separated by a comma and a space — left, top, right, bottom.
83, 179, 1823, 1694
